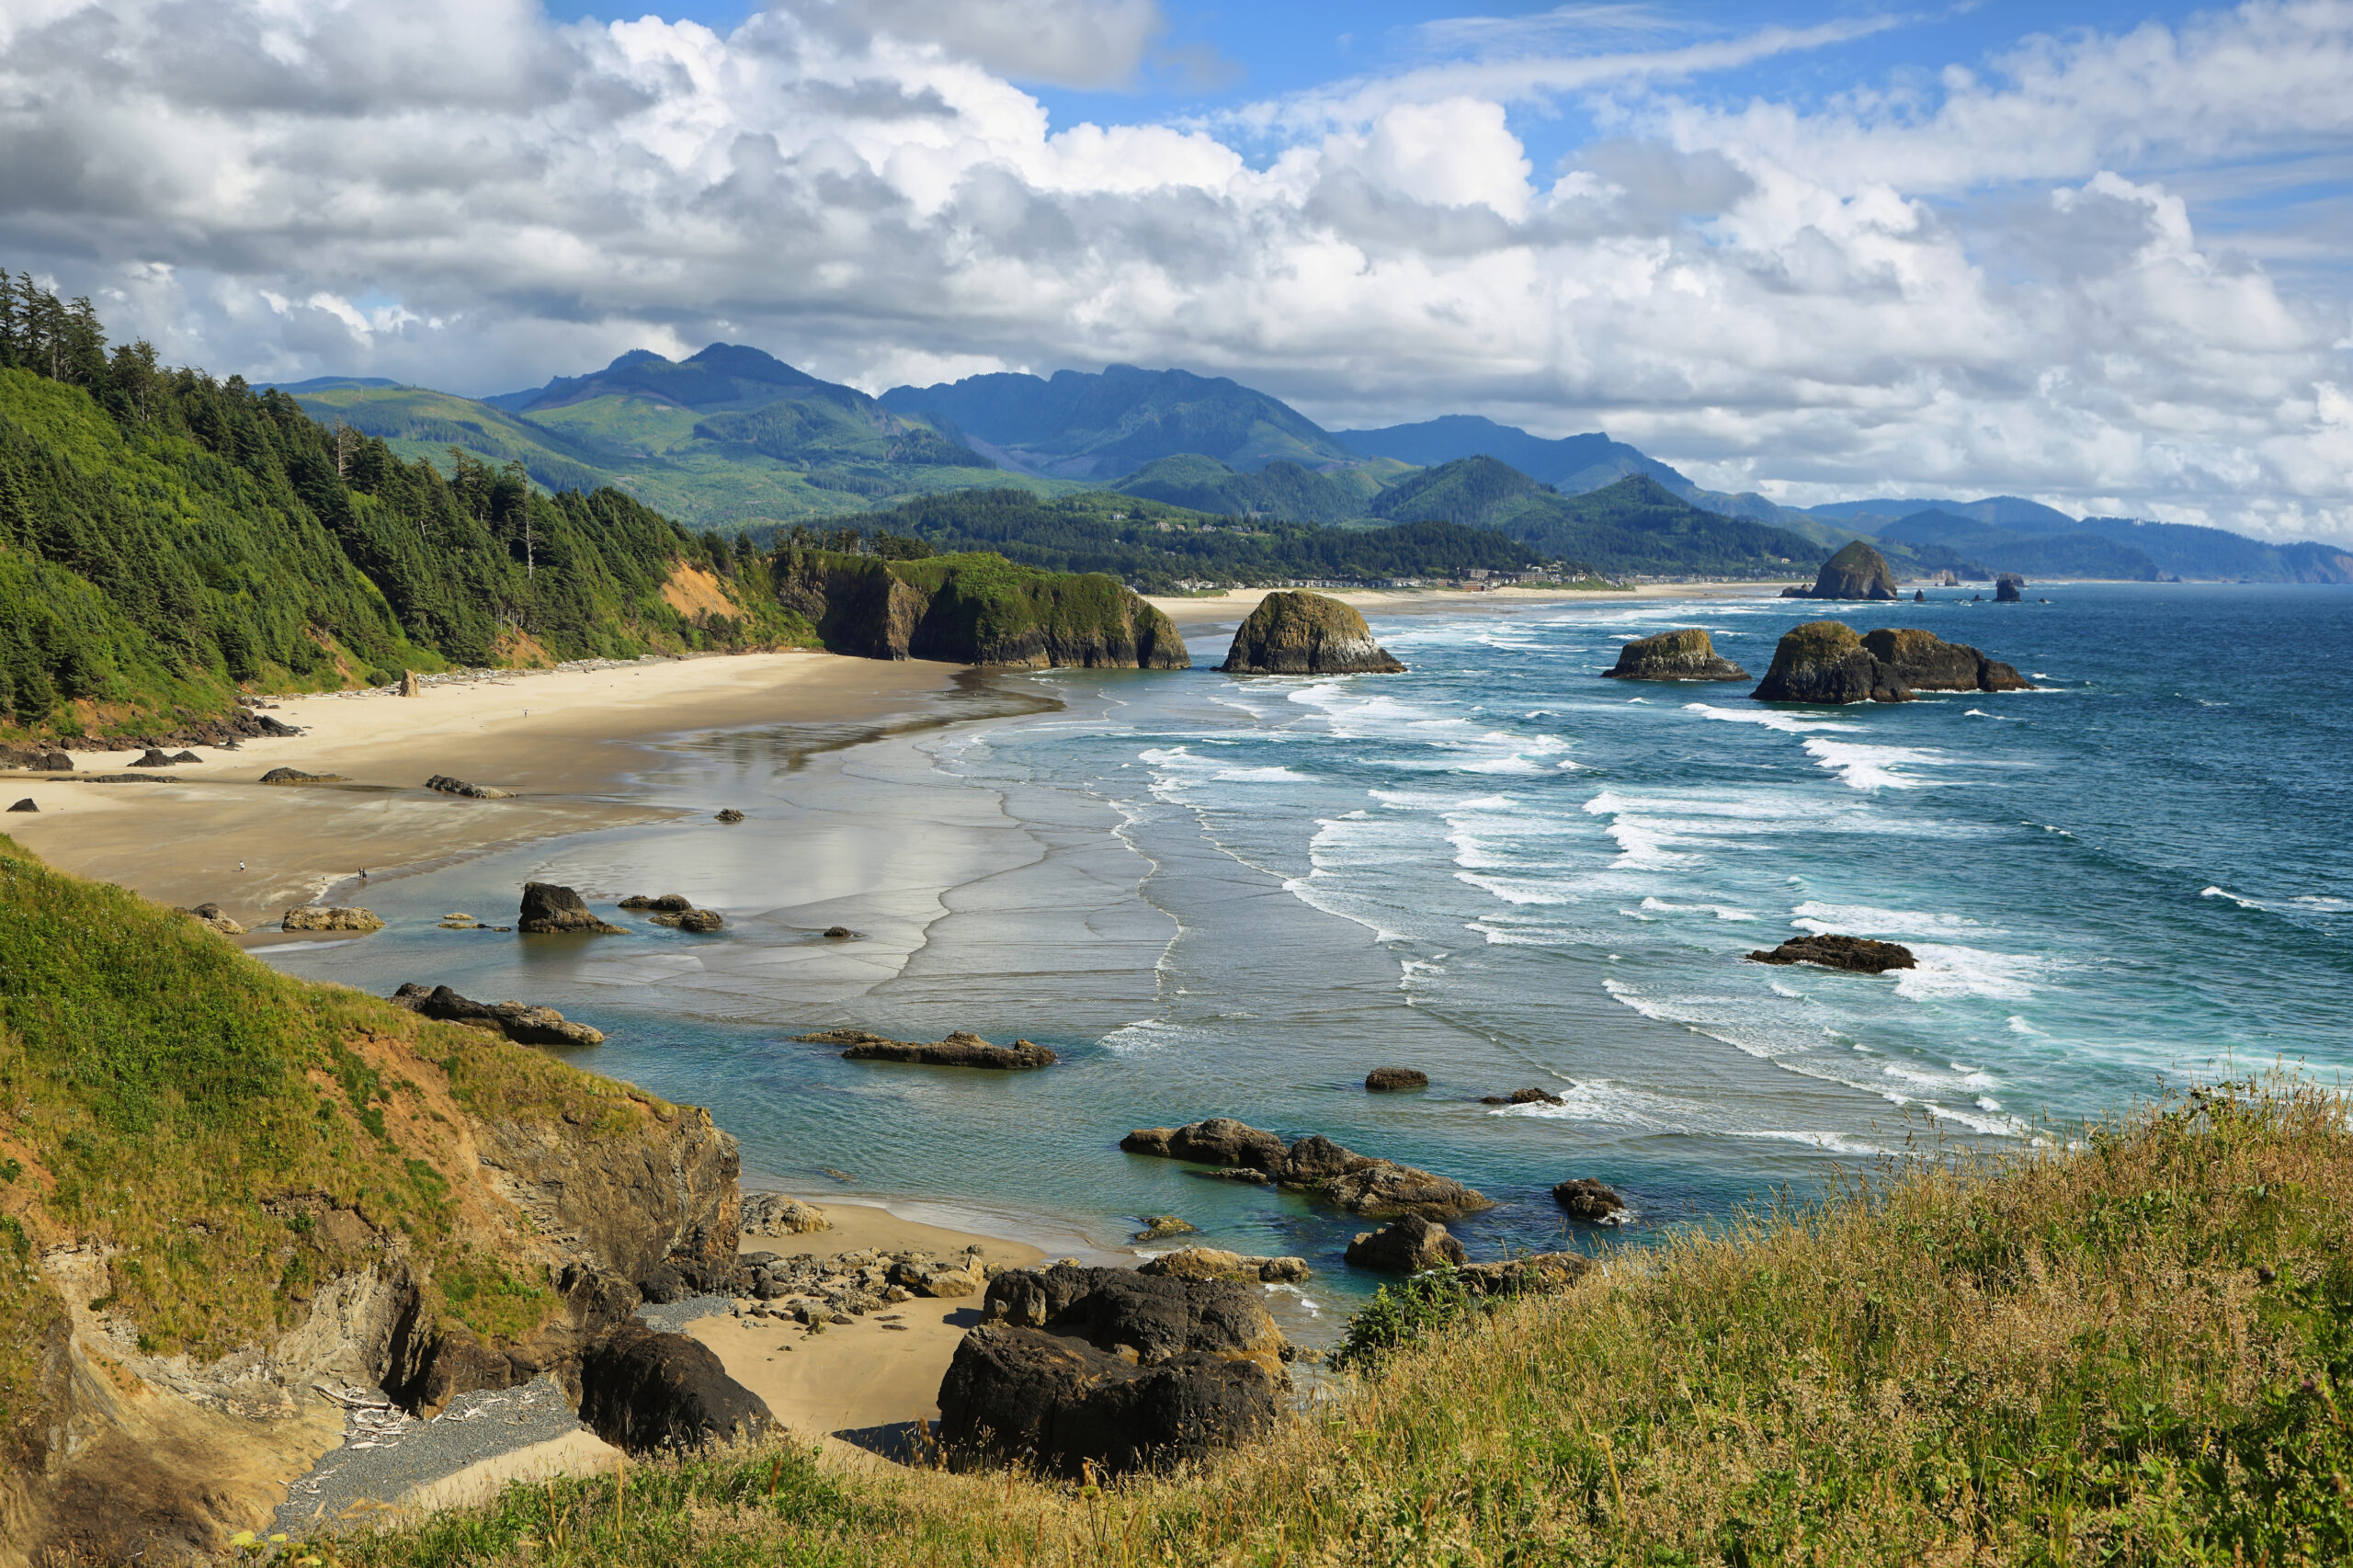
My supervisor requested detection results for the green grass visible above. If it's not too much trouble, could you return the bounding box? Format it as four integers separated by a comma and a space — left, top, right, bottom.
313, 1076, 2353, 1566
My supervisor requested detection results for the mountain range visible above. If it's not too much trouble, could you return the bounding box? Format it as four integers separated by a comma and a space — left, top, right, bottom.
275, 345, 2353, 584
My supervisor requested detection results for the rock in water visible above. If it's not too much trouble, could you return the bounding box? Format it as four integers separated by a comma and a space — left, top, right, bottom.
6, 798, 34, 812
1603, 628, 1750, 681
714, 808, 745, 823
1746, 934, 1917, 973
517, 881, 626, 935
1915, 589, 1927, 602
798, 1028, 1058, 1069
1750, 620, 1913, 704
280, 905, 384, 933
1132, 1215, 1199, 1241
1859, 629, 2031, 692
1121, 1119, 1491, 1218
1220, 591, 1405, 675
389, 982, 607, 1047
1345, 1214, 1467, 1273
1120, 1118, 1290, 1172
1364, 1067, 1428, 1092
578, 1324, 772, 1453
1136, 1247, 1311, 1284
1552, 1177, 1629, 1222
1480, 1086, 1564, 1106
1995, 573, 2025, 602
1798, 540, 1901, 600
619, 893, 694, 912
675, 909, 723, 933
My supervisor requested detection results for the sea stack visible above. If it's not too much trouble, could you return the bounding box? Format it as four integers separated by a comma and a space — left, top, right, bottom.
1995, 574, 2026, 603
1751, 621, 1912, 704
1221, 590, 1405, 675
1859, 629, 2031, 692
1603, 628, 1749, 682
1798, 540, 1900, 601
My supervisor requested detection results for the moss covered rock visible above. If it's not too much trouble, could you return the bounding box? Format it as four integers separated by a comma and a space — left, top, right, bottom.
1751, 620, 1913, 704
1801, 540, 1900, 600
1220, 591, 1405, 675
1603, 628, 1748, 682
1859, 629, 2032, 692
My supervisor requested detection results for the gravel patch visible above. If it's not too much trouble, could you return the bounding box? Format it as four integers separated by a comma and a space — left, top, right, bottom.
273, 1376, 588, 1535
634, 1293, 732, 1334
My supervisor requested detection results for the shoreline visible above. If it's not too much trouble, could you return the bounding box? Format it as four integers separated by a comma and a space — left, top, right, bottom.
1143, 581, 1794, 624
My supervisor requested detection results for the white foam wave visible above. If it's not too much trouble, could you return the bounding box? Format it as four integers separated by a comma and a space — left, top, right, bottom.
2200, 885, 2261, 909
1456, 871, 1574, 905
1803, 737, 1948, 790
1745, 1130, 1897, 1157
1790, 901, 1995, 937
1892, 943, 2044, 1001
1213, 766, 1314, 783
2006, 1015, 2044, 1037
1099, 1018, 1183, 1053
1686, 702, 1860, 734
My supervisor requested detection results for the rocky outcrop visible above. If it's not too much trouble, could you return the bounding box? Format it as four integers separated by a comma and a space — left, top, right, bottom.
623, 893, 726, 929
1995, 573, 2025, 602
425, 774, 514, 799
1552, 1178, 1629, 1222
1794, 540, 1900, 600
1364, 1067, 1428, 1092
1746, 934, 1917, 973
128, 748, 183, 767
1345, 1215, 1467, 1273
388, 983, 607, 1048
577, 1325, 771, 1453
799, 1028, 1058, 1069
280, 905, 384, 933
176, 902, 246, 936
619, 893, 693, 912
517, 882, 625, 935
1136, 1248, 1312, 1285
1859, 629, 2032, 692
937, 1325, 1282, 1479
1750, 620, 1914, 705
775, 548, 1190, 669
714, 808, 745, 824
7, 797, 35, 812
0, 746, 73, 771
1121, 1118, 1492, 1219
1604, 628, 1750, 682
979, 1266, 1289, 1370
1482, 1086, 1563, 1106
1458, 1252, 1596, 1297
740, 1193, 831, 1238
1220, 591, 1405, 675
259, 766, 346, 785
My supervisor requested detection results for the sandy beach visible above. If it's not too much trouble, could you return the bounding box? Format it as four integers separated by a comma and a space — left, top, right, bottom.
0, 652, 964, 928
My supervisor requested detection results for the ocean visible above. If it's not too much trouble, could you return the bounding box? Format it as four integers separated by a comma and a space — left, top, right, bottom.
260, 583, 2353, 1332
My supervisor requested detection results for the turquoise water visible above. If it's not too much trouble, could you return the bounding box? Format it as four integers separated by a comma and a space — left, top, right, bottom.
261, 584, 2353, 1324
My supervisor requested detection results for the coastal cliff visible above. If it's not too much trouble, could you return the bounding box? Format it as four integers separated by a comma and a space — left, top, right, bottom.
0, 836, 754, 1564
773, 549, 1189, 668
1219, 591, 1406, 675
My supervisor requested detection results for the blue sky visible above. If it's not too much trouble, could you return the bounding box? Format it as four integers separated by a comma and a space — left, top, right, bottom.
5, 0, 2348, 537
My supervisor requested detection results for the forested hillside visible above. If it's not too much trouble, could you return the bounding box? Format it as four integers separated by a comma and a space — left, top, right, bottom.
775, 487, 1583, 591
0, 275, 803, 742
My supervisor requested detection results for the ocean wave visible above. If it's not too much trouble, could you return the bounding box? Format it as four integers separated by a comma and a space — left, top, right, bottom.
1745, 1130, 1898, 1157
1685, 701, 1860, 734
1456, 870, 1575, 905
1099, 1018, 1183, 1053
2200, 885, 2261, 909
1212, 766, 1315, 783
1280, 873, 1408, 943
1802, 737, 1949, 790
1891, 943, 2044, 1001
1790, 901, 1995, 937
1467, 917, 1578, 946
1638, 896, 1758, 922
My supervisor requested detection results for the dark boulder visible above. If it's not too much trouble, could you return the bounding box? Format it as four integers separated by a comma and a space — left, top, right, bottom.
128, 748, 176, 767
1458, 1251, 1595, 1297
1797, 540, 1900, 600
676, 909, 723, 933
1552, 1177, 1628, 1222
1750, 620, 1912, 704
0, 747, 73, 772
517, 881, 626, 935
578, 1324, 772, 1454
1221, 591, 1405, 675
619, 893, 694, 912
1995, 574, 2025, 602
1364, 1067, 1428, 1092
1746, 934, 1917, 973
389, 982, 607, 1047
1604, 628, 1749, 682
798, 1028, 1057, 1069
425, 774, 515, 799
936, 1325, 1280, 1479
259, 766, 347, 785
1859, 629, 2032, 692
979, 1264, 1287, 1369
1480, 1086, 1563, 1106
1344, 1215, 1466, 1273
1915, 589, 1926, 602
822, 926, 857, 939
714, 808, 745, 823
6, 798, 33, 812
1120, 1117, 1289, 1172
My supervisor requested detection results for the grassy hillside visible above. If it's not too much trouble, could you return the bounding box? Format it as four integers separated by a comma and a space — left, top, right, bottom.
0, 274, 827, 742
317, 1075, 2353, 1565
783, 488, 1571, 591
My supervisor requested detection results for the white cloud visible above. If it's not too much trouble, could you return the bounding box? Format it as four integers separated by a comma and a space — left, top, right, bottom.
0, 0, 2347, 542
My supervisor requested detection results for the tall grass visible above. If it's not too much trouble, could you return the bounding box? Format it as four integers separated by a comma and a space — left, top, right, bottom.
317, 1076, 2353, 1566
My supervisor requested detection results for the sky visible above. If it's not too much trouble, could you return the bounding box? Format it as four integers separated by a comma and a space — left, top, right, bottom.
2, 0, 2349, 540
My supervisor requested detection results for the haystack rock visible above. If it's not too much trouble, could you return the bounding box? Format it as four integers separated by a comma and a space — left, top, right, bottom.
1221, 591, 1404, 675
1995, 574, 2026, 602
1859, 630, 2031, 693
1603, 628, 1749, 682
1750, 621, 1913, 705
1798, 540, 1900, 601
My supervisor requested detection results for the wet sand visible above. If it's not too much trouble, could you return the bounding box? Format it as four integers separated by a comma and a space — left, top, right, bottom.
0, 652, 963, 926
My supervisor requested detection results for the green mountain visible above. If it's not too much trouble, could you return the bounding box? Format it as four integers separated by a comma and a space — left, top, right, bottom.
1878, 511, 2161, 580
1368, 454, 1545, 526
2070, 517, 2353, 583
1338, 415, 1683, 494
291, 347, 1041, 531
877, 364, 1360, 478
0, 278, 813, 741
1477, 474, 1826, 578
1110, 453, 1393, 523
778, 487, 1574, 593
